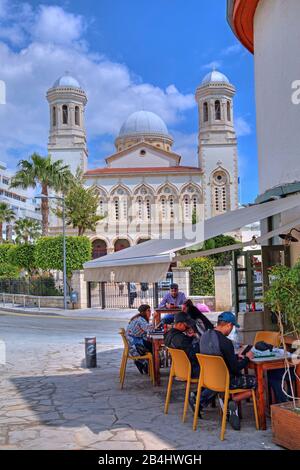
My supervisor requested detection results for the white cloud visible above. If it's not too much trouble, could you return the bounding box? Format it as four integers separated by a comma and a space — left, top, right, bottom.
235, 117, 251, 137
33, 6, 86, 45
0, 2, 195, 171
202, 60, 223, 71
222, 44, 242, 56
172, 131, 198, 167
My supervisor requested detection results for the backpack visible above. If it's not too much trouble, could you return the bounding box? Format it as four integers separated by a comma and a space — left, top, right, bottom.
200, 330, 222, 356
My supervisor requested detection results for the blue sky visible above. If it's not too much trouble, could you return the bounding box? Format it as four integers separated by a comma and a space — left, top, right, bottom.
0, 0, 258, 203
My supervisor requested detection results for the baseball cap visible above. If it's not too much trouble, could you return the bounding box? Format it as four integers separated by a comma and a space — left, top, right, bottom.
218, 311, 240, 328
174, 312, 193, 325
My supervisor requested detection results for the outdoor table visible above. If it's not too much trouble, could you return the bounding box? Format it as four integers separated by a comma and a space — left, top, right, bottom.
154, 308, 181, 326
248, 354, 300, 430
147, 332, 165, 386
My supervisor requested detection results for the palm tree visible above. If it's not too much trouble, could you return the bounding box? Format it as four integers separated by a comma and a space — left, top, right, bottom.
0, 202, 16, 242
14, 218, 41, 244
10, 153, 73, 235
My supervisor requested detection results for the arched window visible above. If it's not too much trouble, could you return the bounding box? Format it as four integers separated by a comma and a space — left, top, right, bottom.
203, 102, 208, 122
212, 170, 230, 215
146, 198, 151, 220
114, 199, 119, 220
75, 106, 80, 126
137, 197, 143, 219
161, 198, 166, 218
52, 106, 56, 126
215, 100, 221, 120
169, 196, 174, 219
192, 196, 197, 215
62, 105, 68, 124
184, 196, 190, 219
227, 101, 231, 122
122, 199, 127, 219
222, 187, 227, 211
99, 199, 105, 217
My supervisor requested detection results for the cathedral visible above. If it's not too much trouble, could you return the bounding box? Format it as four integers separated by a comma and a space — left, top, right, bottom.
46, 70, 239, 259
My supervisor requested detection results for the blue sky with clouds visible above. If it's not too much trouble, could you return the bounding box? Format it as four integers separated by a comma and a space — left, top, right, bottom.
0, 0, 258, 203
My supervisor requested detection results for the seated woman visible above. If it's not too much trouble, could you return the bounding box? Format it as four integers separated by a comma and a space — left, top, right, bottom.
182, 299, 214, 336
125, 304, 154, 374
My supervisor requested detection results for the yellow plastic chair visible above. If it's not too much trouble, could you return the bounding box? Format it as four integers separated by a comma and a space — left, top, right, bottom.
254, 330, 280, 347
164, 348, 199, 422
119, 328, 154, 389
193, 354, 259, 441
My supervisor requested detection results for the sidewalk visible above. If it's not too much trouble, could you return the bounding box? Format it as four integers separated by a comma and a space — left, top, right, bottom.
0, 303, 220, 323
0, 304, 134, 321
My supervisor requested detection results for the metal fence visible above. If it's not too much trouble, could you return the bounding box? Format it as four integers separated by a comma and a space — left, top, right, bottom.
0, 278, 65, 297
88, 282, 168, 309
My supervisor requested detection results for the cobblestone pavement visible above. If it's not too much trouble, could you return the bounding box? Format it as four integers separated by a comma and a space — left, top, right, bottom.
0, 312, 280, 450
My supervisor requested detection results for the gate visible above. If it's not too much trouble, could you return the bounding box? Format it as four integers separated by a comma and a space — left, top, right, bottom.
88, 281, 168, 309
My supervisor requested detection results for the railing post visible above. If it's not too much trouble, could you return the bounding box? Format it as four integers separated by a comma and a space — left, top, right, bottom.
154, 283, 159, 309
38, 297, 41, 311
23, 295, 26, 308
101, 282, 106, 310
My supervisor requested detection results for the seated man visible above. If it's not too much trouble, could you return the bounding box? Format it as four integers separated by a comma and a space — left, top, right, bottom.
164, 313, 215, 412
200, 311, 256, 431
158, 283, 186, 325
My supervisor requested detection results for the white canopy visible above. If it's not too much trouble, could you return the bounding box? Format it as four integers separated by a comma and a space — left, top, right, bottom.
84, 193, 300, 282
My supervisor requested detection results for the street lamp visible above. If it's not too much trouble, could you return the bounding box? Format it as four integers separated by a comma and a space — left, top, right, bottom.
35, 194, 67, 310
278, 227, 300, 245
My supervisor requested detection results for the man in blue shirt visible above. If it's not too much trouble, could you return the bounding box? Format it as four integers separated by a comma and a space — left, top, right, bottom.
158, 283, 186, 324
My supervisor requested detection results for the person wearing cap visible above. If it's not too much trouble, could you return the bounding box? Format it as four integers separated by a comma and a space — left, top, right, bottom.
199, 311, 256, 430
164, 312, 216, 412
157, 283, 187, 325
126, 304, 154, 374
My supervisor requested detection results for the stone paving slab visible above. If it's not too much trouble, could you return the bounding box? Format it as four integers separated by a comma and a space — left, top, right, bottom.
0, 338, 281, 450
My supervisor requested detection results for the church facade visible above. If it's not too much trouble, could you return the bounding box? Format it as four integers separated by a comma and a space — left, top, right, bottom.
46, 71, 239, 258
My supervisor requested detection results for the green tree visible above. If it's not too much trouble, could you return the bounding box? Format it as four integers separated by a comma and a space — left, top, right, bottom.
10, 153, 73, 235
0, 202, 16, 242
14, 218, 41, 244
35, 235, 92, 278
54, 172, 104, 235
9, 244, 37, 274
182, 257, 215, 296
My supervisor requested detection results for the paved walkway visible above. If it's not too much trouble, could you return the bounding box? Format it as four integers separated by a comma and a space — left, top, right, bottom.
0, 312, 279, 450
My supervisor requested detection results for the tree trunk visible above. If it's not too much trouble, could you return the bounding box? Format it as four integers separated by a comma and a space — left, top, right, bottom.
41, 184, 49, 236
0, 223, 3, 242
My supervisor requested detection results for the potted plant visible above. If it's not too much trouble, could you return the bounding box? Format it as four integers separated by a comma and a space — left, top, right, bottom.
264, 263, 300, 450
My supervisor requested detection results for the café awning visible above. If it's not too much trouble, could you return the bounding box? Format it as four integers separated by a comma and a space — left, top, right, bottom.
84, 193, 300, 282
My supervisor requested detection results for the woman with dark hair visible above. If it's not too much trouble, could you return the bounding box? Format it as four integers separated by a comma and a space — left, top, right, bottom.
182, 299, 214, 336
126, 304, 154, 374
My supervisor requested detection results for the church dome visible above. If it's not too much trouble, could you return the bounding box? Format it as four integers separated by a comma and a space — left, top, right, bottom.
202, 70, 230, 85
53, 72, 81, 89
119, 111, 170, 138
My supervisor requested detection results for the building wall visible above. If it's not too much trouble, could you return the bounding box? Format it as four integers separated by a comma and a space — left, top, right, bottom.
254, 0, 300, 195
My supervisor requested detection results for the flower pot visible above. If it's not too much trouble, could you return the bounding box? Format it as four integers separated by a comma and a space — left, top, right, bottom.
271, 400, 300, 450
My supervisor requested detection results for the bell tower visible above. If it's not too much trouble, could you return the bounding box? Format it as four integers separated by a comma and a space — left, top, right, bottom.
46, 72, 88, 174
195, 70, 238, 219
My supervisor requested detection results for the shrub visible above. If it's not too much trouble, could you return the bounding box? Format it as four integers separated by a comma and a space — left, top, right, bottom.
0, 262, 20, 279
0, 244, 16, 263
9, 244, 36, 273
182, 257, 215, 296
35, 235, 92, 277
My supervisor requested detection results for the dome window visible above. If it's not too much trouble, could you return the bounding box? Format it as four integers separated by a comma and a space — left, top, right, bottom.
75, 106, 80, 126
62, 105, 68, 124
140, 150, 146, 156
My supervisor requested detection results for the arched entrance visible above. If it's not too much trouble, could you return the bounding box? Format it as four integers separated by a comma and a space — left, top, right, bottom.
92, 239, 107, 259
114, 239, 130, 252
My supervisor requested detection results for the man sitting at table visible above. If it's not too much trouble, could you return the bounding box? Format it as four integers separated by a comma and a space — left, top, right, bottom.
158, 283, 186, 325
199, 311, 256, 431
164, 313, 215, 411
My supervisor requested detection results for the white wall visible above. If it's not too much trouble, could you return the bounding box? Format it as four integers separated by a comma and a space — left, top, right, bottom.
254, 0, 300, 195
107, 147, 177, 168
